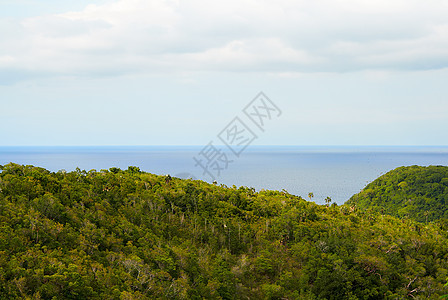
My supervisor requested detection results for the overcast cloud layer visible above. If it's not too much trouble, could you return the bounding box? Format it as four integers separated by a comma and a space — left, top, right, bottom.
1, 0, 448, 146
1, 0, 448, 82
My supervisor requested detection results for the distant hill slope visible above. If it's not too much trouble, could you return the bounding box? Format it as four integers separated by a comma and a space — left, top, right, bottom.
1, 163, 448, 299
346, 165, 448, 222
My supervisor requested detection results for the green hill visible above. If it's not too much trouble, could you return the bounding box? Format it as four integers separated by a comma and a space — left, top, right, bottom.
347, 165, 448, 223
0, 163, 448, 299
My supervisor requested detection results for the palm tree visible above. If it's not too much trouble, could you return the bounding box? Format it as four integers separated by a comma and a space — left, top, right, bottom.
325, 196, 332, 207
308, 192, 314, 201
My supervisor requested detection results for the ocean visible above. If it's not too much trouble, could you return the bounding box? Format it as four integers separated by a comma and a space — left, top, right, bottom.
1, 146, 447, 205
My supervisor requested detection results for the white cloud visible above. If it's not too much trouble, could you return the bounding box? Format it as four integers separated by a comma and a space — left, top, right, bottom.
1, 0, 448, 82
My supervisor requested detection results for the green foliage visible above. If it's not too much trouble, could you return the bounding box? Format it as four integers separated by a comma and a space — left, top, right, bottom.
0, 163, 447, 298
347, 165, 448, 222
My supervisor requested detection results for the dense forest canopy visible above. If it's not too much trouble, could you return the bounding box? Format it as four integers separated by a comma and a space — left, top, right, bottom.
0, 163, 447, 299
347, 165, 448, 223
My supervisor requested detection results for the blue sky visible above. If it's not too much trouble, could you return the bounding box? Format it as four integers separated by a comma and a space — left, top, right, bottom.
1, 0, 448, 146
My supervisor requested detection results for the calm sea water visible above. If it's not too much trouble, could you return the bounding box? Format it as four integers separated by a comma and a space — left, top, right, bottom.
1, 146, 447, 205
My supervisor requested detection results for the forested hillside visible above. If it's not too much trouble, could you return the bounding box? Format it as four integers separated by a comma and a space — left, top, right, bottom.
347, 165, 448, 223
0, 163, 447, 299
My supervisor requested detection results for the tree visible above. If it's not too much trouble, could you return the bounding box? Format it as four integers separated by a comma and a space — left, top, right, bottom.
308, 192, 314, 201
165, 174, 172, 185
109, 167, 121, 174
347, 166, 448, 222
127, 166, 141, 174
1, 163, 448, 299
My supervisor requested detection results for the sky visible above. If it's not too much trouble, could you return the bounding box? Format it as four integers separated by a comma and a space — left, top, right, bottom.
1, 0, 448, 146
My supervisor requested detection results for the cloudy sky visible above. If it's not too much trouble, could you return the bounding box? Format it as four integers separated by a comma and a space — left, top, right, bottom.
1, 0, 448, 146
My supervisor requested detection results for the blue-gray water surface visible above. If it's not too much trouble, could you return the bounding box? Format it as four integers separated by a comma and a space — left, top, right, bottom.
1, 146, 447, 205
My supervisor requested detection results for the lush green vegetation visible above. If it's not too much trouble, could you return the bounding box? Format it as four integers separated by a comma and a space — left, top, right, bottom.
347, 165, 448, 223
0, 163, 448, 299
